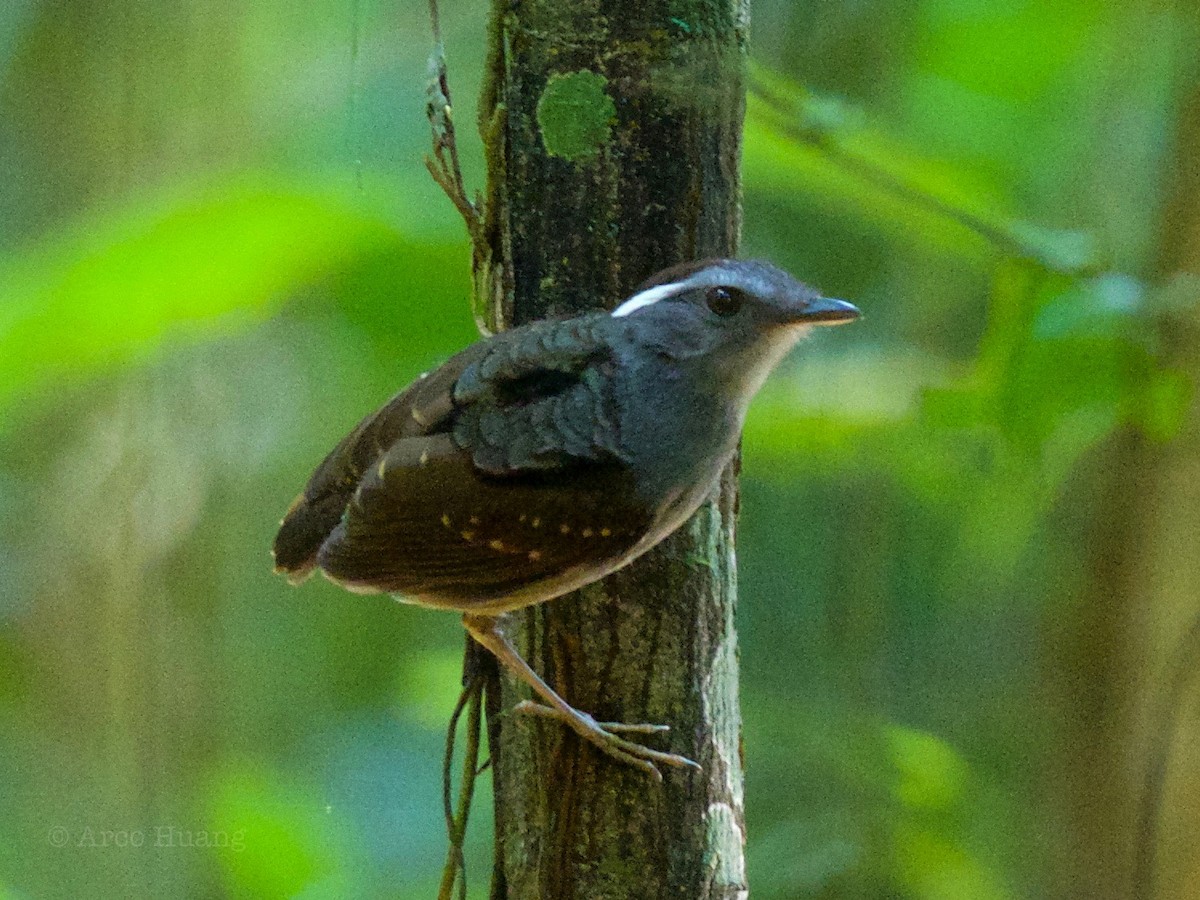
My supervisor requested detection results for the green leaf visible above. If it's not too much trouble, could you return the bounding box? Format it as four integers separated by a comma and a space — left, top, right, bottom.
746, 66, 1105, 274
1032, 273, 1143, 341
0, 181, 399, 411
893, 825, 1013, 900
206, 763, 365, 899
886, 726, 968, 812
1140, 369, 1193, 443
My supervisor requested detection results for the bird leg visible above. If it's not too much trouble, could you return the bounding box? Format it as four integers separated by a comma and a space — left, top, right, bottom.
462, 613, 700, 781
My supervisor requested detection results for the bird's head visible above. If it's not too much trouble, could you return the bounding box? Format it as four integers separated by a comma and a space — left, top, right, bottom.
612, 258, 860, 400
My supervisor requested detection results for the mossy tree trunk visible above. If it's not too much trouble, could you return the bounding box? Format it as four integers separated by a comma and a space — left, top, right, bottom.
474, 2, 750, 898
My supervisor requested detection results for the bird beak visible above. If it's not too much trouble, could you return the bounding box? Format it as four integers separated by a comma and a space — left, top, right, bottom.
790, 296, 860, 326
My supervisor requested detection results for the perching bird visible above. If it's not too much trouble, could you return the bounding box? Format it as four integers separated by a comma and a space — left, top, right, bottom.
273, 258, 859, 778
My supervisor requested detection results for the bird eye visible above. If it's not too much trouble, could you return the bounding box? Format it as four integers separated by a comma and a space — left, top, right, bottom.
706, 286, 743, 317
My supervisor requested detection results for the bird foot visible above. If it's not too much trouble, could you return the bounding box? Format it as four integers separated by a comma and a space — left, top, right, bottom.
512, 699, 700, 781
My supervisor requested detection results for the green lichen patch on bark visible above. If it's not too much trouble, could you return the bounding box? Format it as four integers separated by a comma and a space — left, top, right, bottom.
536, 70, 616, 162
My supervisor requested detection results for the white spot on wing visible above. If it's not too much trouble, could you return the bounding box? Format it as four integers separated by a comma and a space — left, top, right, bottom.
610, 281, 689, 317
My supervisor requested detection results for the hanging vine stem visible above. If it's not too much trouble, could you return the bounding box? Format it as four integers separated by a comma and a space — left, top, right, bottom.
424, 0, 509, 335
425, 0, 485, 245
437, 668, 486, 900
422, 5, 497, 899
421, 3, 508, 895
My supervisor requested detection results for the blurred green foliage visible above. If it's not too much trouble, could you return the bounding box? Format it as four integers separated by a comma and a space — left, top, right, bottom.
1, 1, 1197, 898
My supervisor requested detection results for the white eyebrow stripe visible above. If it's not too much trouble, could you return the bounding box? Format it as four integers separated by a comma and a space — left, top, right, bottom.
610, 281, 690, 317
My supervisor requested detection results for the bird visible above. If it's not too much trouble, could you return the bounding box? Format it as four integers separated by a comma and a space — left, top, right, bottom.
272, 258, 859, 779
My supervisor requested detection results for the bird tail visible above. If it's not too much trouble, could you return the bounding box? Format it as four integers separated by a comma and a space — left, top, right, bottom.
272, 490, 350, 584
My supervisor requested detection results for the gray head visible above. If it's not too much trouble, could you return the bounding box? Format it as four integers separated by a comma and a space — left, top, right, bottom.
611, 258, 859, 399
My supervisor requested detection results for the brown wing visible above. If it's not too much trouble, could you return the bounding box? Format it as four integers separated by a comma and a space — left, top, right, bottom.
315, 433, 652, 610
272, 343, 485, 581
273, 314, 621, 584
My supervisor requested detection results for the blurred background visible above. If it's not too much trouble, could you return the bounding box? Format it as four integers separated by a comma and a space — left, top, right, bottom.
2, 0, 1198, 897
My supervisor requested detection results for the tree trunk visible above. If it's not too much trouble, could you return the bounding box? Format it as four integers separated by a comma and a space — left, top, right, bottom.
1126, 79, 1200, 900
476, 3, 750, 898
1054, 71, 1200, 900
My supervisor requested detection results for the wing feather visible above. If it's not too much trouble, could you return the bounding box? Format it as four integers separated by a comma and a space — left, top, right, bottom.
316, 433, 650, 610
272, 313, 630, 594
272, 343, 486, 579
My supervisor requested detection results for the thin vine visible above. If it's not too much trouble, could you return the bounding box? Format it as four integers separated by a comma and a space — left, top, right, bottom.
437, 668, 486, 900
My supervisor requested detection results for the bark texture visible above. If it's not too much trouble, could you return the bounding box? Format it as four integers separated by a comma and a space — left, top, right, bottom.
477, 3, 750, 898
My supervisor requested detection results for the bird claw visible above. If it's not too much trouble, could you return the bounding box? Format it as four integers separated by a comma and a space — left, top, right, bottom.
512, 700, 700, 779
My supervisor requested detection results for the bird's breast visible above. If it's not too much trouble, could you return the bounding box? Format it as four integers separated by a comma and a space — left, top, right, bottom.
613, 358, 740, 529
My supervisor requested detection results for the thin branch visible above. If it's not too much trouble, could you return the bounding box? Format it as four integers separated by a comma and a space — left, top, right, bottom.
749, 70, 1102, 276
426, 5, 495, 894
438, 673, 485, 900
